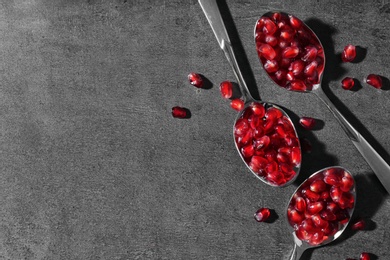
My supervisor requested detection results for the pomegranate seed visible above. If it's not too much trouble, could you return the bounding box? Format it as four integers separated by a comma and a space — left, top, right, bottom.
172, 106, 189, 119
289, 15, 303, 30
289, 80, 307, 91
311, 214, 329, 229
237, 129, 253, 146
320, 209, 337, 221
241, 144, 255, 158
303, 188, 320, 201
267, 171, 286, 185
351, 219, 366, 231
359, 252, 371, 260
340, 173, 354, 192
282, 46, 300, 58
250, 156, 268, 170
254, 207, 271, 222
341, 44, 356, 62
330, 186, 343, 203
307, 201, 324, 215
341, 77, 355, 90
219, 81, 233, 99
338, 192, 355, 209
258, 43, 277, 60
265, 161, 278, 173
310, 179, 327, 193
265, 107, 283, 120
295, 196, 307, 212
234, 118, 249, 136
289, 60, 305, 76
265, 35, 278, 46
280, 27, 295, 42
262, 17, 277, 35
264, 59, 279, 73
250, 102, 266, 117
365, 74, 383, 89
303, 61, 318, 77
188, 72, 203, 88
254, 135, 271, 150
299, 116, 316, 130
288, 208, 304, 224
302, 45, 318, 62
290, 146, 301, 166
231, 99, 245, 111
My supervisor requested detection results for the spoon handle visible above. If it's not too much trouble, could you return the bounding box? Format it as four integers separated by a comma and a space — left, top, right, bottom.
198, 0, 254, 102
288, 243, 305, 260
314, 86, 390, 194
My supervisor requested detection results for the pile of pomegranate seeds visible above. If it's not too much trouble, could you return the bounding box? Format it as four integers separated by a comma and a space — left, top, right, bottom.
172, 106, 189, 119
341, 77, 355, 90
234, 102, 301, 186
219, 80, 233, 99
364, 74, 383, 89
188, 72, 204, 88
342, 44, 357, 62
287, 167, 355, 245
255, 12, 325, 92
299, 116, 316, 130
254, 207, 271, 222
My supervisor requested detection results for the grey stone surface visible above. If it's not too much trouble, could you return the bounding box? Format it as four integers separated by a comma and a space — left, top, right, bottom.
0, 0, 389, 259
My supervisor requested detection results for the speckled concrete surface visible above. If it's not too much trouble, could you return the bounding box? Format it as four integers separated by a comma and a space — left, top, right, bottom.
0, 0, 390, 259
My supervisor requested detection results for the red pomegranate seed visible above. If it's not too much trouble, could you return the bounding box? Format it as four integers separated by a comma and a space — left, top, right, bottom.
254, 207, 271, 222
341, 44, 356, 62
311, 214, 329, 229
303, 188, 320, 201
307, 201, 325, 215
310, 179, 327, 193
265, 107, 283, 120
231, 98, 245, 111
188, 72, 203, 88
172, 106, 189, 119
320, 209, 337, 221
351, 219, 366, 230
309, 231, 325, 245
341, 77, 355, 90
359, 252, 371, 260
338, 192, 355, 209
282, 46, 300, 58
302, 45, 318, 62
330, 186, 343, 203
237, 129, 253, 146
289, 60, 305, 76
254, 135, 271, 150
295, 196, 307, 212
290, 147, 301, 166
289, 80, 307, 91
265, 161, 278, 173
303, 60, 318, 77
265, 35, 278, 46
340, 173, 354, 192
264, 59, 279, 73
365, 74, 383, 89
258, 43, 277, 60
288, 208, 304, 224
234, 118, 249, 136
241, 144, 255, 158
280, 27, 295, 42
289, 15, 303, 30
299, 116, 316, 130
250, 102, 266, 117
262, 17, 277, 35
267, 171, 286, 185
219, 81, 233, 99
250, 156, 268, 170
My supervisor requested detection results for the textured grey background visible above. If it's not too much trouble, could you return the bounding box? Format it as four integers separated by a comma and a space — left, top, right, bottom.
0, 0, 390, 259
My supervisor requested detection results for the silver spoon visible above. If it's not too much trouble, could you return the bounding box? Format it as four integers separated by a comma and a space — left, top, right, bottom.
199, 1, 301, 187
255, 12, 390, 193
286, 166, 356, 260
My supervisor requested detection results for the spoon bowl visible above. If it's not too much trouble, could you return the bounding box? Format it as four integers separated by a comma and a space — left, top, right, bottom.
255, 11, 390, 194
286, 166, 356, 260
199, 1, 302, 187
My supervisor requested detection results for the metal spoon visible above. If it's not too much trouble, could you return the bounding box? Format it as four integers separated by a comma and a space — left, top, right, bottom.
199, 1, 301, 187
255, 12, 390, 193
286, 166, 356, 260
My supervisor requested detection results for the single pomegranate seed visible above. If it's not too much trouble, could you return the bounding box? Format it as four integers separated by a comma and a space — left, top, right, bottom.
258, 43, 277, 60
365, 74, 383, 89
231, 99, 245, 111
289, 15, 303, 30
341, 77, 355, 90
219, 81, 233, 99
254, 135, 271, 150
237, 129, 253, 146
188, 72, 203, 88
289, 80, 307, 91
299, 116, 316, 130
303, 188, 320, 201
172, 106, 189, 118
280, 27, 295, 42
340, 173, 354, 192
264, 59, 279, 73
307, 201, 325, 215
282, 46, 300, 58
254, 207, 271, 222
320, 209, 337, 221
330, 186, 343, 203
262, 17, 277, 35
248, 114, 261, 129
265, 107, 283, 120
303, 61, 318, 77
295, 196, 307, 212
250, 102, 266, 117
288, 208, 304, 224
341, 44, 356, 62
234, 118, 249, 136
309, 231, 325, 245
250, 156, 268, 170
359, 252, 371, 260
351, 219, 366, 231
302, 45, 318, 62
265, 35, 278, 46
290, 146, 301, 166
310, 179, 327, 193
241, 144, 255, 158
338, 192, 355, 209
267, 171, 286, 185
289, 60, 305, 76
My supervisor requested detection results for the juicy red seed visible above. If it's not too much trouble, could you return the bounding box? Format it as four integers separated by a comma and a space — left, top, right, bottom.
299, 116, 316, 130
250, 102, 266, 117
338, 192, 355, 209
265, 107, 283, 120
265, 161, 278, 173
253, 126, 265, 139
341, 44, 356, 62
241, 144, 255, 158
340, 173, 354, 192
295, 196, 307, 212
289, 80, 307, 91
248, 114, 261, 129
289, 15, 303, 29
188, 72, 203, 88
264, 59, 279, 73
303, 60, 318, 77
172, 106, 189, 119
302, 45, 318, 62
267, 171, 286, 185
341, 77, 355, 90
307, 201, 324, 214
310, 179, 327, 193
254, 135, 271, 150
311, 214, 329, 229
276, 152, 290, 163
280, 28, 295, 42
320, 209, 337, 221
289, 60, 305, 76
237, 129, 253, 146
282, 46, 300, 58
330, 186, 343, 203
258, 43, 277, 60
288, 208, 304, 224
262, 17, 277, 35
219, 81, 233, 99
365, 74, 383, 89
303, 188, 320, 201
250, 156, 268, 169
359, 252, 371, 260
234, 118, 249, 136
351, 219, 366, 230
290, 146, 301, 166
265, 35, 278, 46
286, 71, 295, 81
254, 207, 271, 222
275, 125, 288, 138
231, 99, 245, 111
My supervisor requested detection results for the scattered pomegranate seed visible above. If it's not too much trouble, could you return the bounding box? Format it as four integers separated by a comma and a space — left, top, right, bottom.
287, 167, 355, 245
359, 252, 371, 260
254, 207, 271, 222
255, 12, 325, 91
299, 117, 316, 130
365, 74, 383, 89
233, 102, 300, 186
341, 44, 357, 62
188, 72, 203, 88
172, 106, 189, 119
219, 81, 233, 99
231, 98, 245, 111
342, 77, 355, 90
351, 219, 366, 230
